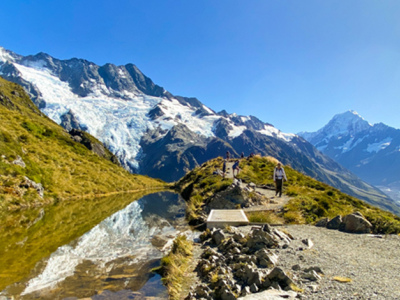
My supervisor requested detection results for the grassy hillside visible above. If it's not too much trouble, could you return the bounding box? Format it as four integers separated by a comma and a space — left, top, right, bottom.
176, 156, 400, 234
0, 76, 166, 213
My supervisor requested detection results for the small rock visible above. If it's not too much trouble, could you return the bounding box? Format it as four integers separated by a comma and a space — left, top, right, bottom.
212, 229, 226, 245
304, 266, 324, 274
12, 155, 26, 168
240, 286, 251, 297
292, 264, 301, 271
267, 267, 294, 290
301, 270, 321, 281
308, 284, 319, 293
249, 283, 259, 293
220, 289, 236, 300
301, 238, 314, 249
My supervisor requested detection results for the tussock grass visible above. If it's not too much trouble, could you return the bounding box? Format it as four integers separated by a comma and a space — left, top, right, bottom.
236, 156, 400, 233
159, 235, 193, 300
178, 156, 400, 234
0, 77, 166, 213
246, 210, 285, 224
217, 157, 400, 234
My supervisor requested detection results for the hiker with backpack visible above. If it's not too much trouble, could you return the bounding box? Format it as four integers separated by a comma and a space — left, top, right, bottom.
273, 162, 287, 197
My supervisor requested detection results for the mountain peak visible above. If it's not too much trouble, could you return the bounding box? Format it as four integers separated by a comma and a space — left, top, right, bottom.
326, 110, 371, 136
300, 110, 371, 143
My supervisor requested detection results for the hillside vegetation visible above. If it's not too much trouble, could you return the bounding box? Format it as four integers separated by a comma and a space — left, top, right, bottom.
177, 156, 400, 234
0, 76, 166, 214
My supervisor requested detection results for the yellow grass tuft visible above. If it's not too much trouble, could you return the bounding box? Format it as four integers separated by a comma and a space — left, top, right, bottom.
333, 276, 352, 283
160, 235, 193, 300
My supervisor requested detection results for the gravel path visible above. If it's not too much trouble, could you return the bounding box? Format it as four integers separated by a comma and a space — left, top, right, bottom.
277, 225, 400, 300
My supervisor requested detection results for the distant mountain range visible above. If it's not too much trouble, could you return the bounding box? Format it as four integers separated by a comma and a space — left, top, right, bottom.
1, 46, 398, 214
299, 110, 400, 204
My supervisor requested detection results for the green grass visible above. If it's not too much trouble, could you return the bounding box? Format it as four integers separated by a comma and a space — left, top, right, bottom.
0, 76, 167, 213
246, 210, 285, 224
236, 156, 400, 234
177, 156, 400, 234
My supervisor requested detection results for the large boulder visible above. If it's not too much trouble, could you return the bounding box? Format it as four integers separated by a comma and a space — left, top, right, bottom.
341, 212, 372, 234
327, 215, 342, 230
315, 217, 329, 227
206, 185, 249, 210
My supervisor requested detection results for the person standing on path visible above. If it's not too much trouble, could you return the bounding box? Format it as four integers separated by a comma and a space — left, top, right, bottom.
273, 162, 287, 197
222, 159, 227, 178
232, 160, 240, 177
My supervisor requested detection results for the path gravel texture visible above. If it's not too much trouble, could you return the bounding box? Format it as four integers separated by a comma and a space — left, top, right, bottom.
278, 225, 400, 300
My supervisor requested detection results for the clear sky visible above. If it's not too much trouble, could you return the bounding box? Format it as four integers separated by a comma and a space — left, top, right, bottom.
1, 0, 399, 133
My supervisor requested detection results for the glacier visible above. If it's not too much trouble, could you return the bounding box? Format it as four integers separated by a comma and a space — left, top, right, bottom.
0, 46, 294, 173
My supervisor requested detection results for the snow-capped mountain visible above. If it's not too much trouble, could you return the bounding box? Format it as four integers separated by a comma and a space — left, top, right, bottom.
299, 111, 400, 204
0, 46, 398, 213
299, 111, 371, 147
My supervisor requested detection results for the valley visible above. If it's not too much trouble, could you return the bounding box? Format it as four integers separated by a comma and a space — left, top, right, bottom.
1, 48, 400, 299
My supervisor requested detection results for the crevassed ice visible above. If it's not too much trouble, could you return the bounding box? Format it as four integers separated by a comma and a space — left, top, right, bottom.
157, 98, 219, 137
11, 59, 296, 171
229, 125, 247, 138
13, 62, 161, 170
258, 125, 295, 142
366, 137, 392, 153
22, 200, 178, 295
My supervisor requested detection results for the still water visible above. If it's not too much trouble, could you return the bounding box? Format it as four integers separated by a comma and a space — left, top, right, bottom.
0, 191, 192, 299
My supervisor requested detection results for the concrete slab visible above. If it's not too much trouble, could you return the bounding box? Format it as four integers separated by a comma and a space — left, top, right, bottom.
207, 209, 249, 229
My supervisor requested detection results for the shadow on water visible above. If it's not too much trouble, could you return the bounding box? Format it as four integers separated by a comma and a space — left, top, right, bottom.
0, 191, 190, 299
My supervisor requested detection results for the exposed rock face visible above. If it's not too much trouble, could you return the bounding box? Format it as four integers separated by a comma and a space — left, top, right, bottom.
139, 124, 235, 181
69, 129, 120, 166
205, 183, 264, 212
21, 176, 44, 198
60, 110, 84, 131
12, 155, 26, 168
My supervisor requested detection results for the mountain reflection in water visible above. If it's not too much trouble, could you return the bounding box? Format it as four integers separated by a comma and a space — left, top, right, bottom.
2, 191, 191, 300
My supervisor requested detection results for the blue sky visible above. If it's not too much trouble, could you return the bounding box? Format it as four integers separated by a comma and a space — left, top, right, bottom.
1, 0, 399, 133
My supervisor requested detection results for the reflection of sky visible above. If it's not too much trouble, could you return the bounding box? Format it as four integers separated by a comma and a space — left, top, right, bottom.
22, 192, 187, 296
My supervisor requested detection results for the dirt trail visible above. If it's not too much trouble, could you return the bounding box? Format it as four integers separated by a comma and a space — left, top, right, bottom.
225, 160, 290, 212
